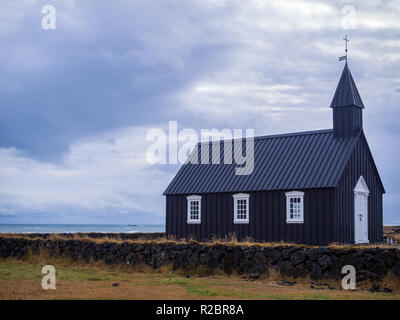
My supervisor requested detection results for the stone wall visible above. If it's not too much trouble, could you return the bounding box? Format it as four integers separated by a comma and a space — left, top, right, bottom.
1, 237, 400, 281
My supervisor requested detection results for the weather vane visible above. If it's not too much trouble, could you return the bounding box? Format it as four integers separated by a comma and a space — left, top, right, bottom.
339, 35, 349, 62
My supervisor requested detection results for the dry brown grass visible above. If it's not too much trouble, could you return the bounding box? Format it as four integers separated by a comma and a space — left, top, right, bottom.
2, 232, 400, 251
0, 233, 307, 248
384, 226, 400, 243
0, 257, 399, 300
8, 248, 400, 293
2, 231, 400, 300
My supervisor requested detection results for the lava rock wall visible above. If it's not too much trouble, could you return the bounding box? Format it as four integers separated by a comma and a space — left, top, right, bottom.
1, 237, 400, 281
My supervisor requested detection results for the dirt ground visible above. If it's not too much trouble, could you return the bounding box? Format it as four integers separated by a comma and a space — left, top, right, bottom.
0, 258, 399, 300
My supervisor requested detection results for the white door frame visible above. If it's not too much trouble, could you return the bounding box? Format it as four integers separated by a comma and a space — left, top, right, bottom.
354, 176, 369, 244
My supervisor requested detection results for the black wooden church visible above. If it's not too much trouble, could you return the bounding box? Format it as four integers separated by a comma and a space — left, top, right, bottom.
164, 62, 385, 245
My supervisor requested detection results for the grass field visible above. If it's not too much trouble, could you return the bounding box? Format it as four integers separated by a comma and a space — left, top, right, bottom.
0, 258, 399, 300
1, 227, 399, 300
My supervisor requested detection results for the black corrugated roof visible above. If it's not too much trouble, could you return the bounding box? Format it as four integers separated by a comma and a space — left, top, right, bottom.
330, 62, 364, 108
164, 129, 360, 195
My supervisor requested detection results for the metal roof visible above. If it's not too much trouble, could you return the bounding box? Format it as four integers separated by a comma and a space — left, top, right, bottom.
164, 129, 360, 195
330, 62, 364, 109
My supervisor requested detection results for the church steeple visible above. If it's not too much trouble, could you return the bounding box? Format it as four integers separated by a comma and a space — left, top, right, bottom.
331, 62, 364, 139
330, 62, 364, 109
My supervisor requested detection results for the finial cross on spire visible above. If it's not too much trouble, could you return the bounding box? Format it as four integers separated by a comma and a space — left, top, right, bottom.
343, 35, 349, 57
339, 35, 349, 62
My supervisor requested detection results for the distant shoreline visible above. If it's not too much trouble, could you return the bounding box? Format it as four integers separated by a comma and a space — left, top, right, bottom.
0, 223, 398, 234
0, 224, 165, 234
0, 232, 165, 241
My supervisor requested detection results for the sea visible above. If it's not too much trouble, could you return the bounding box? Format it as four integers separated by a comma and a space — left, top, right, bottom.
0, 224, 165, 234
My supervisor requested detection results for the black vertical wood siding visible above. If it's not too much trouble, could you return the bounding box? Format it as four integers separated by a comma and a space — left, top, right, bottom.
165, 133, 384, 246
166, 188, 335, 246
334, 133, 384, 243
333, 106, 363, 139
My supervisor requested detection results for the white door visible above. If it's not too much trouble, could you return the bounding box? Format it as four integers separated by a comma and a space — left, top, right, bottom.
354, 176, 369, 244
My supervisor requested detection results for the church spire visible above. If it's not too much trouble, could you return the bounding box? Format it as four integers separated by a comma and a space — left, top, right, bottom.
330, 62, 364, 109
331, 62, 364, 139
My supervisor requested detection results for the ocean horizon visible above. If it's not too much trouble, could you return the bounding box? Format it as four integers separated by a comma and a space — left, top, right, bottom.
1, 223, 398, 234
0, 224, 165, 234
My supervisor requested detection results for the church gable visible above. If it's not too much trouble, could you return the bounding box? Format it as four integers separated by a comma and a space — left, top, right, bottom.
336, 132, 385, 194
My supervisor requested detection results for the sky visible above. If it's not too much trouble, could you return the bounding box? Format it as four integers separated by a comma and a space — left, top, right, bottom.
0, 0, 399, 225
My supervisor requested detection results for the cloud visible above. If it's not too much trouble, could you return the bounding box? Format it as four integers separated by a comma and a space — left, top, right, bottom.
0, 126, 173, 223
0, 0, 399, 224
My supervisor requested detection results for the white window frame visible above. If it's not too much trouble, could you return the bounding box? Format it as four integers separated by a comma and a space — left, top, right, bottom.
187, 195, 201, 224
285, 191, 304, 224
233, 193, 250, 224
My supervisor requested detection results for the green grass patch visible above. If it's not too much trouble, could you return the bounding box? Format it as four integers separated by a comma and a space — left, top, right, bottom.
187, 286, 219, 297
1, 258, 400, 300
0, 258, 125, 282
0, 261, 42, 281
